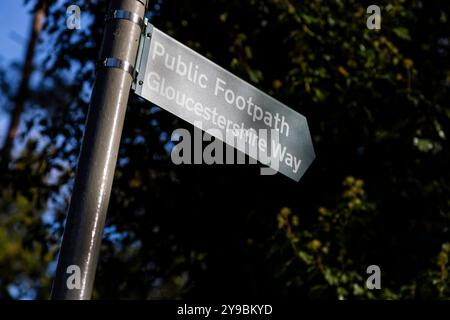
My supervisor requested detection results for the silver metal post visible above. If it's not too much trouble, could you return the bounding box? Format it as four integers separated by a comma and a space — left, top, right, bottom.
51, 0, 147, 300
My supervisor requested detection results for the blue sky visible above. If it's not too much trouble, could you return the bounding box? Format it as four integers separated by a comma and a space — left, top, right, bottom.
0, 1, 30, 64
0, 1, 31, 145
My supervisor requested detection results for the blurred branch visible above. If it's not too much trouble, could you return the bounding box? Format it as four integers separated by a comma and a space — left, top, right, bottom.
2, 0, 48, 161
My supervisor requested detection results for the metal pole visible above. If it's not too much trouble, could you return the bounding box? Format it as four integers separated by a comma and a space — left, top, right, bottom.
51, 0, 147, 300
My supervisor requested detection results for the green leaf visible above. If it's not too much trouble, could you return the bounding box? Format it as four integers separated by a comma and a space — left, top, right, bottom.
393, 27, 411, 41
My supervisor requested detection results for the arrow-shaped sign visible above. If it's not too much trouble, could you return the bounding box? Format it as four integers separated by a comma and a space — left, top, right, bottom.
134, 24, 315, 181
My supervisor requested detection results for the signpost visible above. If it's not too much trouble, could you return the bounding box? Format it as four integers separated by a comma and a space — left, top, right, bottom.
51, 0, 148, 300
134, 25, 315, 181
52, 1, 314, 300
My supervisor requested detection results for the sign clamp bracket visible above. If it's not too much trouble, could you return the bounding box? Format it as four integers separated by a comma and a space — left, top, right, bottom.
99, 57, 136, 78
98, 12, 149, 81
132, 21, 153, 92
105, 9, 146, 30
